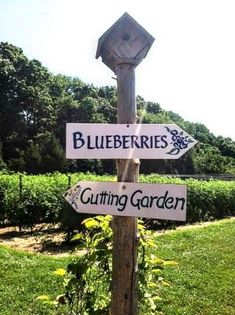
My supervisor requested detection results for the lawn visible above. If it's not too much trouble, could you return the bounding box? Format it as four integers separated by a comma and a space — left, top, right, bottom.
0, 246, 69, 315
156, 218, 235, 315
0, 218, 234, 314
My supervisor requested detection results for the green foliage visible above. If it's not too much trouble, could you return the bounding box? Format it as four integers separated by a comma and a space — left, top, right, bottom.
0, 173, 234, 229
41, 216, 172, 314
0, 42, 55, 170
213, 135, 235, 159
186, 178, 235, 222
55, 216, 112, 314
1, 42, 235, 174
193, 143, 228, 174
0, 173, 114, 228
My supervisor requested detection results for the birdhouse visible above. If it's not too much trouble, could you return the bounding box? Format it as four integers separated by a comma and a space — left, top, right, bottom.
96, 12, 155, 72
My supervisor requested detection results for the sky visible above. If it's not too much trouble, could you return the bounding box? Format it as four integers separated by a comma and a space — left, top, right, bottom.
0, 0, 234, 140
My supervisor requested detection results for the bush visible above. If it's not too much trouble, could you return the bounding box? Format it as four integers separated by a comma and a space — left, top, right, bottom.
0, 173, 234, 229
0, 172, 113, 229
38, 216, 173, 314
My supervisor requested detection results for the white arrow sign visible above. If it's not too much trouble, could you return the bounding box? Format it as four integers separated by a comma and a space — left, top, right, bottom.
66, 123, 197, 159
64, 181, 187, 221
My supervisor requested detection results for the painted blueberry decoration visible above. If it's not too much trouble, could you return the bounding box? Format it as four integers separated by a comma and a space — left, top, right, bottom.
165, 126, 195, 155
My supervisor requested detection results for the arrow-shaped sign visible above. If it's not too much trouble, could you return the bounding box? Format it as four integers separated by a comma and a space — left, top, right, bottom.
64, 181, 187, 221
66, 123, 197, 159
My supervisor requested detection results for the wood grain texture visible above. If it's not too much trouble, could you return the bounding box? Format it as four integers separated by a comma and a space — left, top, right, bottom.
111, 63, 139, 315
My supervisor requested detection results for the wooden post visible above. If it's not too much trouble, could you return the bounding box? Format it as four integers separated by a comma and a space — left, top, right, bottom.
67, 174, 71, 189
95, 12, 154, 315
111, 63, 139, 315
19, 174, 23, 200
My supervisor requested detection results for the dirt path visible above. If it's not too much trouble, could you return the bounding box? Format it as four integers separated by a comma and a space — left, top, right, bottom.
0, 224, 74, 256
0, 218, 234, 255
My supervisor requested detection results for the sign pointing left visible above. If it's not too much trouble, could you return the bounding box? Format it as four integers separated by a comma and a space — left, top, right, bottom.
64, 181, 187, 221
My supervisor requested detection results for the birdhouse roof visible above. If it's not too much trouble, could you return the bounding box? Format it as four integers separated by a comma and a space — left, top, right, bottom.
96, 12, 155, 62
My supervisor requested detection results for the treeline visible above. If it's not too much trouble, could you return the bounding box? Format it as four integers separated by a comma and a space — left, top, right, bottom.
0, 42, 234, 175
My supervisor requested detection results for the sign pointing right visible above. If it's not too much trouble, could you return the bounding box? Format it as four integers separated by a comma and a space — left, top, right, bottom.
66, 123, 198, 159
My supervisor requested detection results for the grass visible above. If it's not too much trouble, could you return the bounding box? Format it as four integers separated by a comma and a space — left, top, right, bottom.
155, 218, 235, 315
0, 247, 69, 315
0, 218, 234, 314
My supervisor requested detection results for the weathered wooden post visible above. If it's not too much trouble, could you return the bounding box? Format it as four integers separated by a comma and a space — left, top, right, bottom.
96, 13, 154, 315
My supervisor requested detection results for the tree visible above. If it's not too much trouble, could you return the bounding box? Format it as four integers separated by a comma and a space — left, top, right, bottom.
40, 134, 65, 173
213, 136, 235, 159
0, 141, 7, 170
193, 144, 227, 174
1, 42, 234, 175
0, 42, 55, 168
